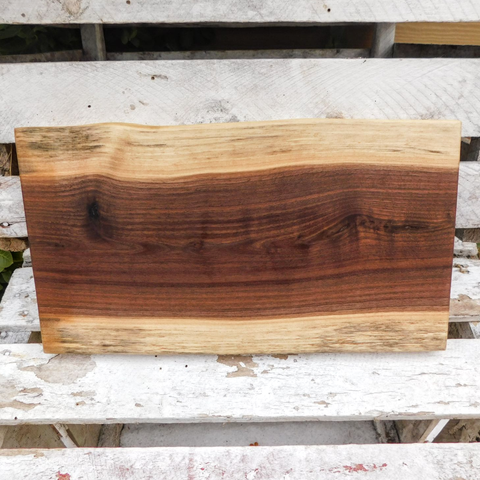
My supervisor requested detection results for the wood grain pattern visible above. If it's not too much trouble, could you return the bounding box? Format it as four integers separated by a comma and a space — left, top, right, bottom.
15, 120, 460, 354
4, 259, 480, 334
0, 162, 476, 238
396, 22, 480, 46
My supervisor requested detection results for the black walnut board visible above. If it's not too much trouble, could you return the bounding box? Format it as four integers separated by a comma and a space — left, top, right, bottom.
15, 119, 460, 354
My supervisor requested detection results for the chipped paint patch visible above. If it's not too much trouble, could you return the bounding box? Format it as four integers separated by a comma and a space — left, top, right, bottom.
56, 472, 71, 480
59, 0, 84, 18
217, 355, 258, 378
450, 294, 480, 316
19, 387, 42, 395
72, 390, 95, 397
315, 401, 330, 407
272, 354, 289, 360
0, 399, 37, 411
20, 355, 96, 384
328, 463, 388, 474
0, 380, 38, 411
454, 263, 470, 274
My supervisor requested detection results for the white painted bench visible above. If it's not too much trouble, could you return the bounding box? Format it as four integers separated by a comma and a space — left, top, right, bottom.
1, 2, 480, 477
1, 444, 480, 479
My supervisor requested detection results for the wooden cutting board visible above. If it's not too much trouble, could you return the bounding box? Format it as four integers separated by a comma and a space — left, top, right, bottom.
15, 119, 460, 354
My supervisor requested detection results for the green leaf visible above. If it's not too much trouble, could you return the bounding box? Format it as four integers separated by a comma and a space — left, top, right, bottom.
0, 26, 23, 40
12, 252, 23, 263
0, 284, 3, 291
1, 270, 12, 283
0, 250, 13, 272
121, 29, 129, 45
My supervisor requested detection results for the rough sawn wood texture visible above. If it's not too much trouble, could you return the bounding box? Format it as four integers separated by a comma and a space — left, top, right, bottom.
15, 119, 461, 354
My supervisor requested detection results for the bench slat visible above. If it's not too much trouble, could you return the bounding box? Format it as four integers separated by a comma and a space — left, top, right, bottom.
1, 340, 480, 424
457, 162, 480, 229
1, 59, 480, 144
2, 444, 480, 479
1, 1, 480, 24
451, 259, 480, 321
1, 261, 479, 334
0, 177, 27, 238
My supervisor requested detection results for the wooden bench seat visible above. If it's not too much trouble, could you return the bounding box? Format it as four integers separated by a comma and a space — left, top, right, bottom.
2, 0, 480, 24
1, 340, 480, 425
1, 443, 480, 479
2, 60, 480, 143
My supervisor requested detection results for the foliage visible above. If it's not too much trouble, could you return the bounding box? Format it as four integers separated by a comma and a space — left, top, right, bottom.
0, 25, 81, 55
0, 250, 23, 295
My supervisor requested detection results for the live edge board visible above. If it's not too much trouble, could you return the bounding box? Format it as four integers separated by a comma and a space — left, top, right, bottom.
15, 119, 461, 354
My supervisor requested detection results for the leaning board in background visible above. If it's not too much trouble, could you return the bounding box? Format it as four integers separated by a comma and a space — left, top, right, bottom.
15, 119, 460, 354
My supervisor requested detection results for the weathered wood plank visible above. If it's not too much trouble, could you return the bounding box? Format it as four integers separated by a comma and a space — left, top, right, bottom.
471, 321, 480, 338
395, 418, 450, 443
22, 248, 31, 267
0, 331, 31, 344
0, 177, 27, 238
2, 59, 480, 143
0, 340, 480, 424
80, 25, 106, 61
1, 444, 480, 480
457, 162, 480, 228
451, 259, 480, 321
2, 260, 480, 333
454, 237, 478, 257
0, 268, 37, 332
396, 22, 480, 46
371, 24, 396, 58
16, 120, 460, 354
97, 424, 123, 447
2, 0, 480, 24
456, 228, 480, 243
